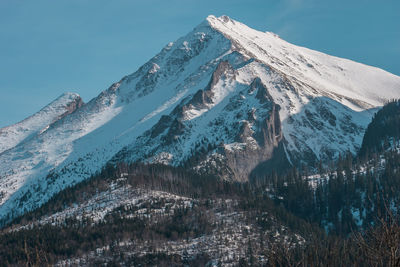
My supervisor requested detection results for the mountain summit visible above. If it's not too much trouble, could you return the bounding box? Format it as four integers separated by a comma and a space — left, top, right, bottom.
0, 15, 399, 224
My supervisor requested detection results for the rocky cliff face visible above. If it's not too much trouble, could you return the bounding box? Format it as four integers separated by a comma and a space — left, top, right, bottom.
113, 61, 286, 181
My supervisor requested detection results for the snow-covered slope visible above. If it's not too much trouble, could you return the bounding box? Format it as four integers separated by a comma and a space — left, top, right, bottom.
0, 15, 399, 224
207, 16, 399, 109
0, 93, 83, 154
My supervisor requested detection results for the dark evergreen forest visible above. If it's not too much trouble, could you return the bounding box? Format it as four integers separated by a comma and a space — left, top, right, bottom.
1, 100, 400, 266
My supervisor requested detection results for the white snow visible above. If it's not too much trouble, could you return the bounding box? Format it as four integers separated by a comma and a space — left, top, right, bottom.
206, 15, 400, 109
148, 63, 160, 74
0, 92, 81, 154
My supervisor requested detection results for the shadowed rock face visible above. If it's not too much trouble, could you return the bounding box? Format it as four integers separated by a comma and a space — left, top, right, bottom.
221, 103, 284, 182
206, 61, 236, 91
60, 96, 84, 119
218, 79, 284, 181
183, 61, 236, 113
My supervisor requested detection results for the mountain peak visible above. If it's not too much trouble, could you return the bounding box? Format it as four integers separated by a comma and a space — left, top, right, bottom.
205, 14, 237, 30
206, 14, 233, 23
205, 14, 217, 21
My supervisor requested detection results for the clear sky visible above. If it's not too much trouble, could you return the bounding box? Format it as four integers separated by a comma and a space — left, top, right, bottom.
1, 0, 399, 128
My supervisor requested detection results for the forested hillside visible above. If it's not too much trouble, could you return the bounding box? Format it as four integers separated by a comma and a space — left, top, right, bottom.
1, 102, 400, 265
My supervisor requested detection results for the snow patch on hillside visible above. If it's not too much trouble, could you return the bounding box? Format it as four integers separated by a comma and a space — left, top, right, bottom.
0, 93, 82, 154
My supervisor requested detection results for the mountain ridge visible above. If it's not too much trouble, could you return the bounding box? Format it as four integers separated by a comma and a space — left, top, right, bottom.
0, 92, 83, 154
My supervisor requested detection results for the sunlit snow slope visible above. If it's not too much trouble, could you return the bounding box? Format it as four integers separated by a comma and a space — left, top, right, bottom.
0, 93, 83, 154
0, 15, 399, 224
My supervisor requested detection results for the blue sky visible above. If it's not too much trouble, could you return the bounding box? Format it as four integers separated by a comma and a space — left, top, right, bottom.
1, 0, 399, 127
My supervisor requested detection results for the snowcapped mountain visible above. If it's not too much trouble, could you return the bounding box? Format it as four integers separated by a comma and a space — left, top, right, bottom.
0, 93, 83, 154
0, 15, 400, 224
